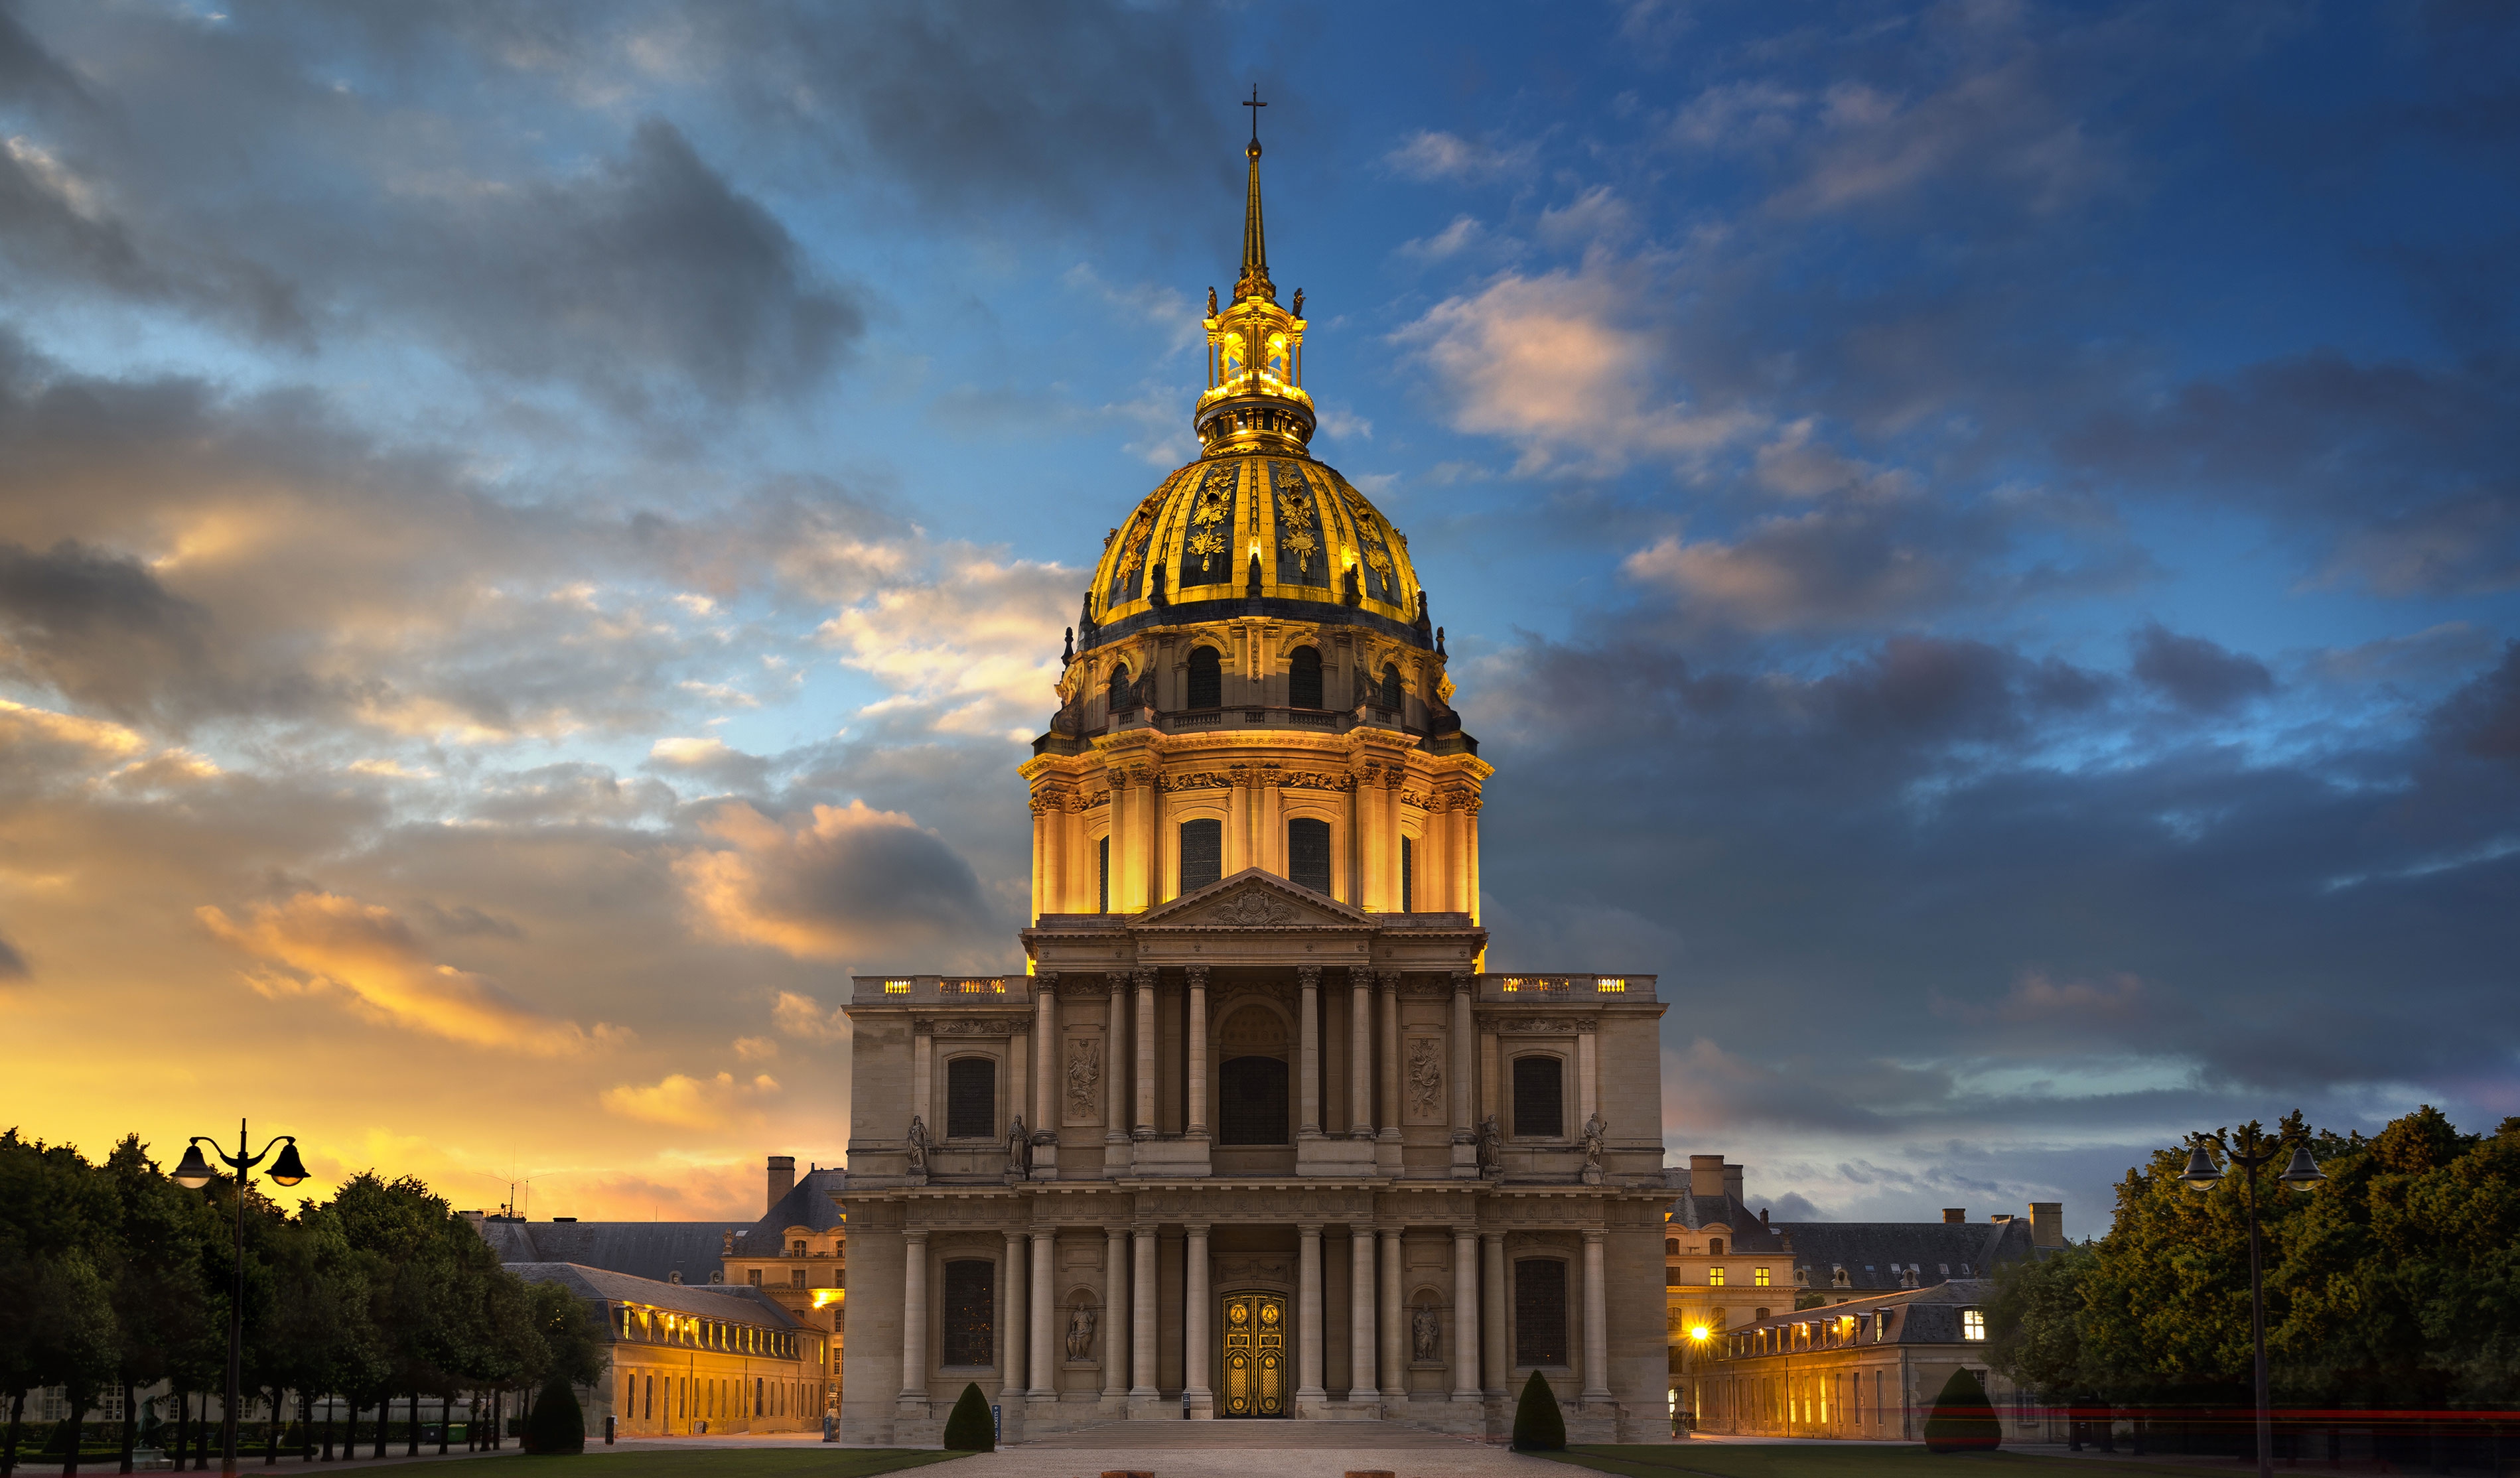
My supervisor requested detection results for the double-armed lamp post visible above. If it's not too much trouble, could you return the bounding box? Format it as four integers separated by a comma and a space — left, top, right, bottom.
173, 1121, 308, 1478
2176, 1120, 2326, 1478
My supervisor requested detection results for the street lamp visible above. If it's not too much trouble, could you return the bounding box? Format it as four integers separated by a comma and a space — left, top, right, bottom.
2178, 1120, 2326, 1478
173, 1120, 308, 1478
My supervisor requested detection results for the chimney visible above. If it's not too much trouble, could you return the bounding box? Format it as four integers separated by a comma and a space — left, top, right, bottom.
2028, 1202, 2064, 1248
1724, 1163, 1744, 1203
767, 1155, 796, 1213
1943, 1208, 1966, 1224
1689, 1154, 1727, 1199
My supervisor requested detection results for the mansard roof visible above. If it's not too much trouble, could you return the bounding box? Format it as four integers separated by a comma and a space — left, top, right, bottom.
1664, 1189, 1789, 1252
1772, 1217, 2040, 1294
506, 1262, 807, 1329
475, 1217, 746, 1287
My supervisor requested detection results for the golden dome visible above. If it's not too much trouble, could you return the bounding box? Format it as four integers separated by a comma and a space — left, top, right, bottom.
1082, 453, 1427, 647
1076, 101, 1430, 654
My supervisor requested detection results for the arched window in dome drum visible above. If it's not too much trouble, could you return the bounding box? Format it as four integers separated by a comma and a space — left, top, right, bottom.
1186, 647, 1222, 709
1287, 817, 1332, 896
1379, 663, 1401, 710
1179, 463, 1239, 588
1287, 647, 1322, 710
1108, 663, 1133, 716
1178, 818, 1222, 894
1271, 462, 1328, 587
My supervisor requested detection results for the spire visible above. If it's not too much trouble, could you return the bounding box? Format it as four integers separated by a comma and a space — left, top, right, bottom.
1234, 86, 1274, 303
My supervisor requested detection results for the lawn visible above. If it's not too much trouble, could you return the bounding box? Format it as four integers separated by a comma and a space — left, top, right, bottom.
1543, 1447, 2245, 1478
524, 1451, 965, 1478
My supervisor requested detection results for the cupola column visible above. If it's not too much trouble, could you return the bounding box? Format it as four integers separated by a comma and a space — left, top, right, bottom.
1133, 968, 1156, 1137
1296, 966, 1322, 1137
1185, 967, 1210, 1138
1348, 971, 1373, 1137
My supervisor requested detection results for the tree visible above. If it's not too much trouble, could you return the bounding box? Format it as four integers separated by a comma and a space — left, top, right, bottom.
1510, 1370, 1565, 1451
1923, 1367, 2000, 1453
100, 1138, 219, 1473
1987, 1243, 2099, 1442
522, 1377, 582, 1455
939, 1383, 993, 1451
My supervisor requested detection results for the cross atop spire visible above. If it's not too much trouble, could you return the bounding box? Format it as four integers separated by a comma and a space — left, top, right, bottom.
1233, 86, 1274, 303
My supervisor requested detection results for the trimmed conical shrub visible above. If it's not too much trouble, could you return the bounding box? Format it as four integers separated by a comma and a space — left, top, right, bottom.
1510, 1369, 1565, 1452
940, 1382, 994, 1451
1923, 1367, 2000, 1453
524, 1377, 585, 1455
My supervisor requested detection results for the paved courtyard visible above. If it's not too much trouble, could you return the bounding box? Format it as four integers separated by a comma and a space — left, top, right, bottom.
957, 1420, 1571, 1478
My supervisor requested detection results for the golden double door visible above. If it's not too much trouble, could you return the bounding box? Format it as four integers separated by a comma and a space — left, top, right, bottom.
1219, 1291, 1288, 1417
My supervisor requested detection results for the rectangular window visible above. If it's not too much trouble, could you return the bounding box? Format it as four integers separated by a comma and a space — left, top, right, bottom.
1708, 1266, 1725, 1286
1962, 1308, 1987, 1341
1754, 1266, 1772, 1287
790, 1268, 806, 1288
1287, 817, 1333, 895
1097, 835, 1110, 912
1400, 836, 1414, 911
1511, 1054, 1564, 1138
1513, 1258, 1569, 1367
747, 1268, 762, 1287
940, 1259, 995, 1367
945, 1055, 997, 1138
1179, 817, 1222, 893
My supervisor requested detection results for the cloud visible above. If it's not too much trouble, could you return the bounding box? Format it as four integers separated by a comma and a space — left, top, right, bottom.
1993, 971, 2148, 1024
646, 736, 772, 793
1393, 265, 1762, 475
770, 990, 849, 1044
1382, 129, 1538, 182
2130, 624, 2276, 714
813, 556, 1071, 738
600, 1070, 780, 1130
0, 540, 214, 725
0, 931, 27, 979
673, 799, 992, 961
197, 891, 619, 1055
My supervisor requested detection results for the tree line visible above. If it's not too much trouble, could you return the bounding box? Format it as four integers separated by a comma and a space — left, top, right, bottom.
0, 1130, 600, 1475
1987, 1107, 2519, 1463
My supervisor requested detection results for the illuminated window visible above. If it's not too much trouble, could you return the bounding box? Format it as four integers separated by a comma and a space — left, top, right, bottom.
1595, 978, 1627, 992
1962, 1309, 1986, 1341
1708, 1266, 1726, 1286
882, 980, 910, 994
1754, 1266, 1771, 1287
1186, 646, 1222, 708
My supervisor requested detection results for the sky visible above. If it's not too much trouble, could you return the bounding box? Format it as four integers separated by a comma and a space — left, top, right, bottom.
1, 0, 2514, 1238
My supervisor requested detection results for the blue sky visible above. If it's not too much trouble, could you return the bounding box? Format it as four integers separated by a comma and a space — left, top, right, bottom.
1, 0, 2513, 1231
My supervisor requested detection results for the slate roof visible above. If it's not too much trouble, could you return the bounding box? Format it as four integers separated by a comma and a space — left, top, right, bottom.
1663, 1190, 1789, 1252
505, 1262, 806, 1330
1722, 1277, 1995, 1354
474, 1218, 748, 1286
743, 1166, 847, 1244
1770, 1218, 2039, 1295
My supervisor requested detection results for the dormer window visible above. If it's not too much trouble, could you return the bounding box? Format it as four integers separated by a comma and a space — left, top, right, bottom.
1962, 1308, 1987, 1341
1709, 1237, 1723, 1256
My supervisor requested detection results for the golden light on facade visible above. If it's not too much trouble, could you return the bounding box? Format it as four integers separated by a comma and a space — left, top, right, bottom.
809, 1289, 845, 1309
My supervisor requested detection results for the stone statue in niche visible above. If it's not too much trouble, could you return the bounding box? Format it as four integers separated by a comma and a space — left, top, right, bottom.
1412, 1305, 1441, 1363
1066, 1038, 1101, 1120
904, 1114, 930, 1177
1006, 1114, 1030, 1179
1407, 1038, 1443, 1117
1582, 1110, 1608, 1165
1066, 1302, 1098, 1361
1476, 1113, 1503, 1176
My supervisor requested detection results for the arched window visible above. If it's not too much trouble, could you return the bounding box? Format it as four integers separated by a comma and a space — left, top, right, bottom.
1664, 1239, 1679, 1255
1218, 1056, 1289, 1145
1186, 646, 1222, 709
1287, 817, 1332, 896
940, 1259, 995, 1367
1097, 835, 1110, 913
1511, 1055, 1564, 1138
945, 1056, 996, 1139
1107, 663, 1133, 714
1709, 1237, 1724, 1256
1178, 817, 1222, 893
1513, 1258, 1569, 1367
1379, 662, 1401, 710
1288, 646, 1322, 710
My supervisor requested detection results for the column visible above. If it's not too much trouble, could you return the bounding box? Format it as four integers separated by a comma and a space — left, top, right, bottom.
1133, 969, 1158, 1136
1377, 973, 1401, 1139
1003, 1229, 1028, 1397
1348, 1225, 1377, 1402
1450, 1227, 1480, 1401
1028, 1233, 1056, 1400
1582, 1229, 1611, 1402
1379, 1231, 1405, 1401
1035, 981, 1057, 1130
1185, 1224, 1213, 1416
1298, 967, 1322, 1136
1577, 1028, 1598, 1130
1480, 1233, 1507, 1395
1011, 1027, 1030, 1146
1348, 973, 1373, 1136
1130, 1227, 1158, 1400
1105, 981, 1127, 1152
1296, 1223, 1326, 1402
1186, 967, 1210, 1138
1103, 1228, 1130, 1400
1450, 973, 1474, 1148
899, 1231, 928, 1402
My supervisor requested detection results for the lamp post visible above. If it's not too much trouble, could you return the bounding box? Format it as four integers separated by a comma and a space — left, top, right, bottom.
172, 1121, 308, 1478
1679, 1323, 1710, 1437
2176, 1120, 2326, 1478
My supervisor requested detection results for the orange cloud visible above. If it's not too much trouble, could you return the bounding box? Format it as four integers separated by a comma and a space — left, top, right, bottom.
672, 799, 987, 961
196, 891, 622, 1055
599, 1071, 781, 1130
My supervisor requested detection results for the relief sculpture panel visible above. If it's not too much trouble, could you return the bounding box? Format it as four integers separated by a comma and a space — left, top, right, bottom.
1064, 1035, 1103, 1126
1405, 1036, 1446, 1122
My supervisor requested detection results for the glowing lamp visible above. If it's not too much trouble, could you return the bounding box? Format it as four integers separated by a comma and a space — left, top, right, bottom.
2280, 1145, 2328, 1191
267, 1139, 309, 1187
173, 1142, 217, 1189
2179, 1144, 2222, 1189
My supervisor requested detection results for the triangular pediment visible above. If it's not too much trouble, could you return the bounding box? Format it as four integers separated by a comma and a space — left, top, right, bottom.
1135, 868, 1375, 931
